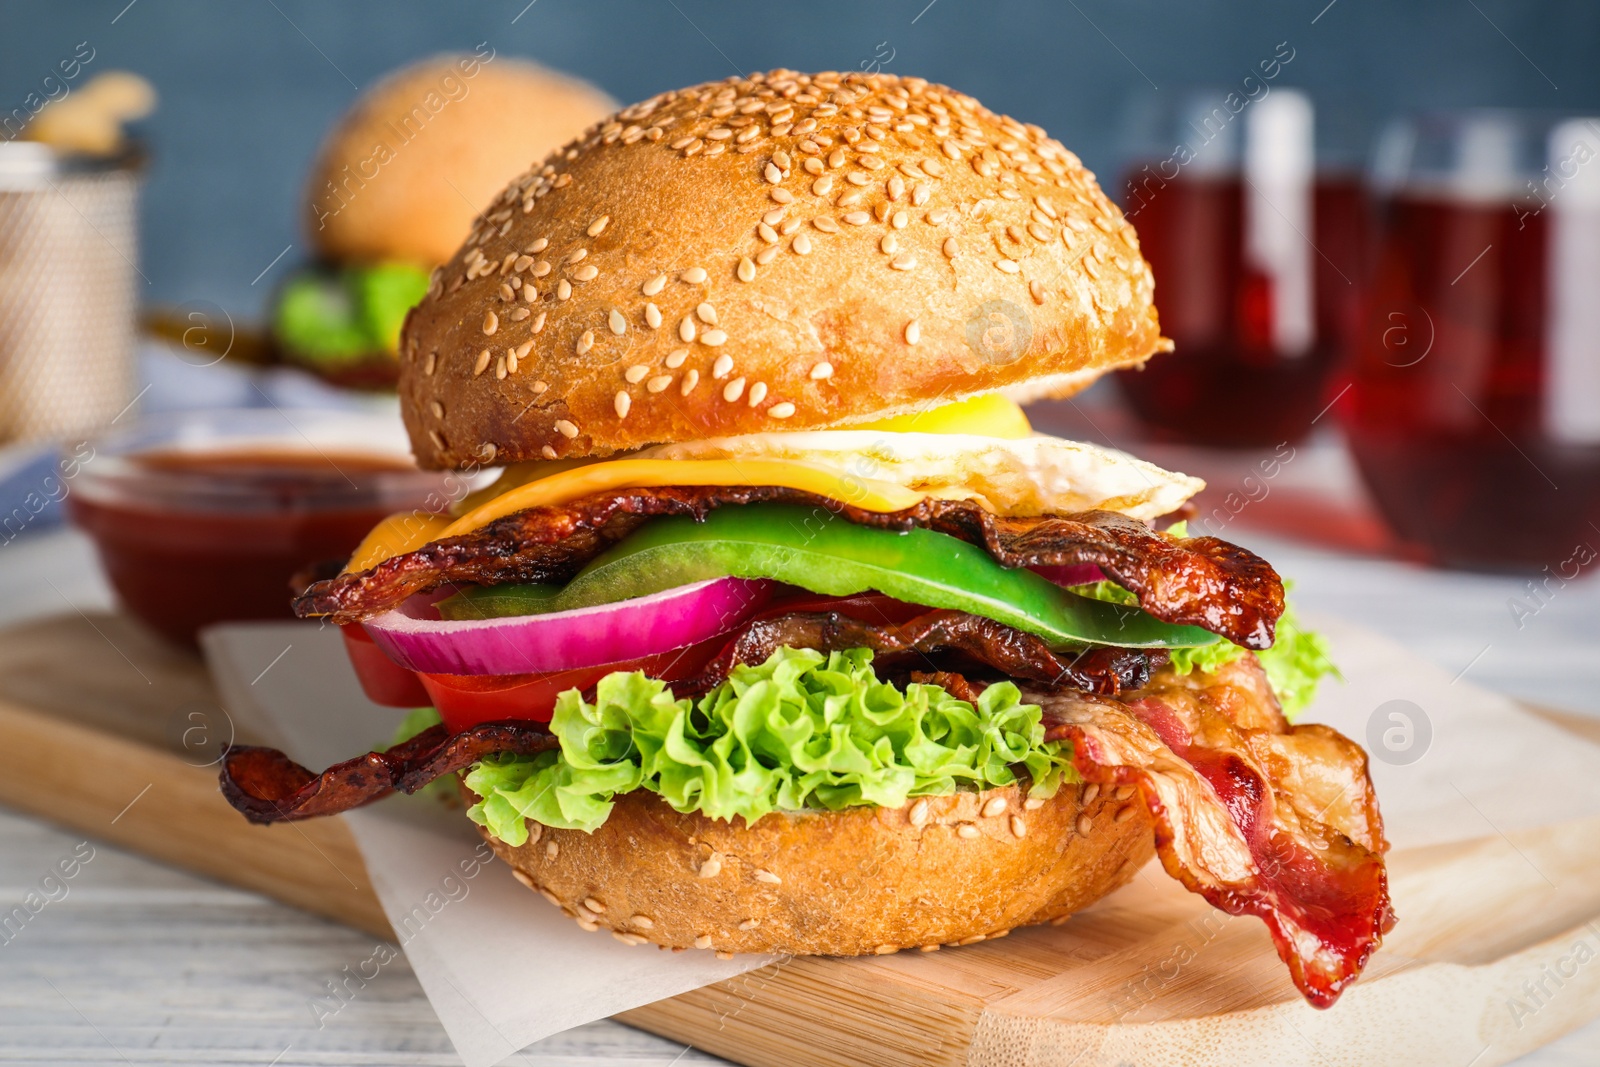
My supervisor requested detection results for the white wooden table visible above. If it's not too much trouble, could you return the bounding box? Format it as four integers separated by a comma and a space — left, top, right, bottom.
3, 512, 1598, 1064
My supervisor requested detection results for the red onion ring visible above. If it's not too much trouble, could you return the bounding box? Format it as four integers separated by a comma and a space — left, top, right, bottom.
363, 578, 773, 676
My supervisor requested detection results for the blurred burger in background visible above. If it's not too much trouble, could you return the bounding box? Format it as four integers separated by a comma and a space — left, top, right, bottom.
269, 50, 614, 387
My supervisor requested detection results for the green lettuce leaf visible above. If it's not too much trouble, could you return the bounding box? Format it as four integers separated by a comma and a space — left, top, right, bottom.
462, 647, 1076, 844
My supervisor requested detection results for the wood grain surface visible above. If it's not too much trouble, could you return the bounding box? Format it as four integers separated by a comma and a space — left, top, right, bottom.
2, 611, 1598, 1067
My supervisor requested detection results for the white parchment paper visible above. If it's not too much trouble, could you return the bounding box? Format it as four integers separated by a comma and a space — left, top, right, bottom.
202, 613, 1600, 1065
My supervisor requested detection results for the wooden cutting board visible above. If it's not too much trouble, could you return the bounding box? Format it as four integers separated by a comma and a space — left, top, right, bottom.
2, 611, 1598, 1067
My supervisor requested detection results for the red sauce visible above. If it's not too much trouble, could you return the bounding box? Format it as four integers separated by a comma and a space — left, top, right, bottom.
70, 448, 434, 647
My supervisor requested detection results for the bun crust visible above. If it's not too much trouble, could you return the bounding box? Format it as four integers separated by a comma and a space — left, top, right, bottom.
475, 780, 1153, 955
399, 70, 1169, 468
306, 55, 614, 267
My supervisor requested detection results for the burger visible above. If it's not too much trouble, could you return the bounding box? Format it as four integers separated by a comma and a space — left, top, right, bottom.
269, 52, 614, 386
222, 70, 1393, 1008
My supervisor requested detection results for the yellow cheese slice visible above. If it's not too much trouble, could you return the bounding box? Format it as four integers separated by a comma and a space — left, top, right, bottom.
346, 458, 925, 573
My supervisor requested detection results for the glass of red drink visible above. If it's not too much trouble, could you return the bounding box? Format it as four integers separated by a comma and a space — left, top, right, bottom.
1344, 111, 1600, 570
1113, 88, 1370, 447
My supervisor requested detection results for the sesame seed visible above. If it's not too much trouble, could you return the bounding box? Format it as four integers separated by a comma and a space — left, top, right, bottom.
643, 302, 662, 329
792, 233, 813, 255
828, 147, 847, 168
880, 233, 898, 255
908, 799, 930, 827
696, 302, 717, 325
532, 260, 551, 277
892, 210, 909, 229
754, 869, 781, 885
1114, 803, 1137, 824
612, 932, 644, 946
428, 429, 445, 449
541, 445, 557, 459
614, 391, 631, 418
996, 259, 1021, 274
424, 351, 437, 375
812, 216, 840, 233
758, 222, 779, 244
630, 915, 655, 930
642, 274, 667, 296
711, 354, 734, 378
809, 361, 833, 380
739, 918, 761, 931
557, 279, 572, 300
942, 139, 962, 160
812, 176, 834, 196
625, 364, 649, 384
873, 944, 899, 955
499, 283, 515, 302
957, 823, 979, 839
887, 175, 905, 200
531, 311, 547, 334
555, 419, 579, 439
482, 311, 498, 335
509, 307, 530, 321
526, 237, 549, 253
495, 357, 507, 380
693, 935, 713, 950
587, 215, 610, 237
474, 349, 491, 375
698, 853, 723, 878
568, 248, 588, 264
1081, 782, 1100, 804
1010, 815, 1027, 837
576, 918, 599, 933
890, 253, 917, 271
770, 188, 794, 204
1030, 280, 1045, 305
912, 183, 931, 206
582, 896, 606, 914
1075, 813, 1093, 836
573, 264, 599, 281
843, 211, 871, 226
957, 934, 986, 946
764, 161, 783, 184
532, 379, 549, 394
665, 348, 689, 369
682, 266, 707, 283
768, 402, 795, 419
679, 368, 700, 395
722, 377, 746, 402
609, 309, 627, 335
1024, 796, 1046, 811
755, 245, 779, 265
507, 349, 520, 374
737, 256, 756, 282
747, 381, 768, 407
919, 943, 941, 952
576, 330, 595, 356
762, 207, 787, 225
700, 329, 728, 347
847, 171, 871, 187
647, 374, 672, 393
678, 317, 696, 343
1115, 785, 1135, 801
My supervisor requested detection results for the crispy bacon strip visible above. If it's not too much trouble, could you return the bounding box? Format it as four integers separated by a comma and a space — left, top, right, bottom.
1031, 656, 1394, 1008
220, 722, 558, 824
679, 607, 1162, 697
294, 487, 1283, 647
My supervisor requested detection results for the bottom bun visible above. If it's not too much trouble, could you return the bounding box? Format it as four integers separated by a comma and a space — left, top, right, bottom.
471, 779, 1154, 955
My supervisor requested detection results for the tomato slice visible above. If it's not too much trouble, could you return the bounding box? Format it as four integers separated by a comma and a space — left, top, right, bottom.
342, 624, 432, 707
423, 634, 727, 732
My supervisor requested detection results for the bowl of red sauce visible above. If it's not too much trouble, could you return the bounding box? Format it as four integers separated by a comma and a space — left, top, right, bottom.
68, 409, 456, 646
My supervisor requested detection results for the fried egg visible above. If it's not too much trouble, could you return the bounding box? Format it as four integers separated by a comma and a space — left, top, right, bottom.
637, 430, 1204, 520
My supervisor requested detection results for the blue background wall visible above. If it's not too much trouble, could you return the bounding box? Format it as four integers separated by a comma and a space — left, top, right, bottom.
3, 0, 1592, 316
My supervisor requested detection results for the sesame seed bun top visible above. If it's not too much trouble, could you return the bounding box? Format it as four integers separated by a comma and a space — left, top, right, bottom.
398, 70, 1171, 469
306, 54, 615, 267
